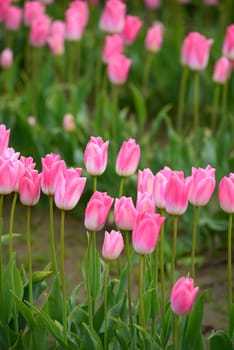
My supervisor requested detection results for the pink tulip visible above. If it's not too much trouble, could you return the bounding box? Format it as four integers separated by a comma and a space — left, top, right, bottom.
19, 169, 41, 206
4, 5, 21, 30
153, 166, 172, 209
102, 34, 123, 64
54, 168, 86, 210
187, 165, 216, 206
69, 0, 89, 28
165, 171, 189, 215
0, 124, 10, 155
84, 191, 114, 231
102, 230, 124, 260
136, 192, 155, 214
107, 54, 131, 85
63, 113, 76, 131
114, 196, 137, 230
145, 21, 164, 52
24, 1, 45, 26
19, 156, 36, 170
99, 0, 126, 34
223, 25, 234, 60
65, 2, 89, 41
48, 20, 65, 55
116, 138, 140, 176
29, 14, 51, 47
41, 153, 66, 195
0, 1, 10, 22
170, 277, 199, 315
213, 56, 231, 84
121, 15, 142, 45
144, 0, 161, 9
2, 147, 20, 161
0, 158, 18, 194
203, 0, 219, 5
218, 173, 234, 213
0, 48, 13, 68
137, 168, 154, 194
132, 211, 165, 255
84, 136, 109, 176
181, 32, 213, 71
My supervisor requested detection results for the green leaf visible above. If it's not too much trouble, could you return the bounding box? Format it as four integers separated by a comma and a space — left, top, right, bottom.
43, 274, 63, 323
10, 291, 35, 327
1, 255, 16, 325
1, 234, 21, 244
209, 330, 233, 350
228, 303, 234, 337
129, 83, 147, 128
22, 319, 48, 350
80, 322, 103, 350
32, 270, 53, 284
115, 265, 127, 302
68, 305, 88, 333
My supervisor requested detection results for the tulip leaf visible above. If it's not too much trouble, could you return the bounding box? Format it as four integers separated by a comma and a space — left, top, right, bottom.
42, 274, 63, 324
129, 83, 147, 129
160, 303, 173, 348
1, 233, 21, 244
68, 305, 88, 333
209, 330, 233, 350
80, 322, 103, 350
115, 265, 127, 302
10, 291, 35, 327
32, 270, 54, 284
22, 319, 48, 350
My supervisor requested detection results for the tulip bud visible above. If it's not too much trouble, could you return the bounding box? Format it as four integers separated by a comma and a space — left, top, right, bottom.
102, 230, 124, 260
218, 173, 234, 213
84, 136, 109, 176
116, 138, 140, 176
170, 277, 199, 315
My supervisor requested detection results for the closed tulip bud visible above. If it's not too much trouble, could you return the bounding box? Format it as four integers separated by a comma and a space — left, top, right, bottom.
114, 196, 137, 230
24, 1, 45, 26
218, 173, 234, 213
48, 20, 65, 55
0, 158, 18, 194
153, 166, 172, 209
99, 0, 126, 34
116, 138, 140, 176
144, 0, 161, 9
84, 136, 109, 176
0, 48, 13, 69
41, 153, 66, 195
170, 277, 199, 315
145, 21, 164, 52
121, 15, 142, 45
63, 113, 76, 131
107, 53, 131, 85
223, 24, 234, 60
69, 0, 89, 29
181, 32, 213, 71
132, 211, 165, 255
54, 168, 86, 210
84, 191, 114, 232
102, 230, 124, 260
0, 124, 10, 155
19, 169, 41, 206
102, 34, 123, 64
137, 168, 154, 194
213, 56, 231, 84
187, 165, 216, 206
4, 6, 22, 31
65, 2, 89, 41
136, 192, 155, 214
165, 171, 189, 215
29, 14, 51, 47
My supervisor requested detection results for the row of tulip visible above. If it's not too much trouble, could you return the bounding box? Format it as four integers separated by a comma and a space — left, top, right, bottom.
0, 122, 233, 348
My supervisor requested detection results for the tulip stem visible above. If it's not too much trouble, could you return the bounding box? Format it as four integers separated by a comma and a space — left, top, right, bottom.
222, 80, 228, 120
174, 315, 179, 350
191, 206, 199, 279
159, 209, 165, 320
49, 196, 58, 274
60, 209, 67, 343
170, 215, 178, 288
0, 195, 3, 302
104, 261, 109, 350
118, 177, 125, 198
228, 213, 233, 335
26, 206, 33, 308
125, 231, 133, 334
112, 84, 119, 149
211, 84, 220, 133
86, 231, 94, 329
93, 176, 97, 193
177, 67, 189, 132
9, 192, 18, 260
139, 254, 146, 328
194, 71, 200, 132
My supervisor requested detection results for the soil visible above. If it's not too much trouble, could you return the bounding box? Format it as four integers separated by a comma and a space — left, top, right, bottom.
1, 196, 231, 336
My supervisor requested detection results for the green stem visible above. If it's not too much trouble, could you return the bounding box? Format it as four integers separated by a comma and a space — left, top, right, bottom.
9, 192, 18, 260
170, 216, 178, 288
0, 195, 4, 301
222, 80, 228, 121
174, 314, 179, 350
139, 254, 146, 328
111, 84, 119, 148
49, 196, 58, 274
118, 177, 125, 198
143, 53, 153, 98
194, 71, 200, 132
177, 67, 189, 132
228, 213, 232, 335
125, 231, 133, 334
159, 209, 165, 319
93, 176, 97, 193
26, 206, 33, 307
211, 84, 220, 133
86, 231, 94, 329
60, 209, 67, 343
191, 206, 199, 279
104, 261, 109, 350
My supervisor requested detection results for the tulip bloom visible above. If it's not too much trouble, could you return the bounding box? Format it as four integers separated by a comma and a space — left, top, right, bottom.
102, 230, 124, 260
19, 169, 41, 206
114, 196, 137, 230
29, 14, 51, 47
102, 34, 123, 64
170, 277, 199, 315
145, 21, 164, 52
24, 1, 45, 26
0, 124, 10, 155
223, 24, 234, 60
41, 153, 66, 195
4, 5, 22, 31
121, 15, 142, 45
65, 2, 89, 41
48, 20, 65, 55
0, 48, 13, 69
107, 54, 131, 85
165, 171, 189, 215
181, 32, 213, 71
116, 138, 140, 176
84, 191, 114, 231
144, 0, 161, 9
136, 192, 155, 214
99, 0, 126, 34
218, 173, 234, 213
132, 211, 165, 255
153, 166, 172, 209
187, 165, 216, 206
54, 168, 86, 210
213, 56, 231, 84
0, 158, 18, 195
84, 136, 109, 176
137, 168, 154, 195
63, 113, 76, 132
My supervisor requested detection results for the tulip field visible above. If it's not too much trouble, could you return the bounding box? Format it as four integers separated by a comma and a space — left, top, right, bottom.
0, 0, 234, 349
